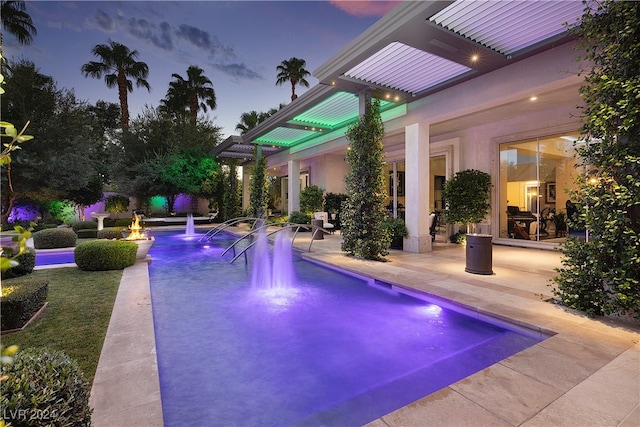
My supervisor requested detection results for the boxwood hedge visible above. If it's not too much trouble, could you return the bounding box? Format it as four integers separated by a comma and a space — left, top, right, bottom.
74, 240, 137, 271
71, 221, 98, 232
0, 347, 92, 426
1, 278, 48, 330
32, 228, 77, 249
96, 227, 125, 240
1, 247, 36, 280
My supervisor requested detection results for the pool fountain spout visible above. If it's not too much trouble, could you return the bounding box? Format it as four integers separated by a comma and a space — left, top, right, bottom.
185, 213, 196, 236
250, 224, 295, 290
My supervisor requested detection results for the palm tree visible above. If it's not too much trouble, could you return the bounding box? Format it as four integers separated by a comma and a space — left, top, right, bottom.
235, 104, 286, 135
235, 111, 262, 135
81, 41, 150, 131
1, 0, 36, 45
161, 65, 216, 124
276, 57, 310, 101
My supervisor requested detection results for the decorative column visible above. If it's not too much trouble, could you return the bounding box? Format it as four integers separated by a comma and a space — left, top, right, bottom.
404, 122, 432, 253
287, 159, 301, 214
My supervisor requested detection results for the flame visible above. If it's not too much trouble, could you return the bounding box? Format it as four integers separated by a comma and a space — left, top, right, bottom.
125, 215, 147, 240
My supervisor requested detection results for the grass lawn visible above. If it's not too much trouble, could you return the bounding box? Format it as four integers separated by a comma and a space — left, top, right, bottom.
2, 267, 122, 384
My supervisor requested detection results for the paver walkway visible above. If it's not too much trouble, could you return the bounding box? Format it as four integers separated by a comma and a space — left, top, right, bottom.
90, 227, 639, 426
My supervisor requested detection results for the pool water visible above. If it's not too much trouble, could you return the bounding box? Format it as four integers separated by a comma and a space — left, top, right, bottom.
35, 250, 75, 266
149, 231, 545, 427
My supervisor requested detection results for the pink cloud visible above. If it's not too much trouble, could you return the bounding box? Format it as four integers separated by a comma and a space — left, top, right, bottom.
329, 0, 402, 17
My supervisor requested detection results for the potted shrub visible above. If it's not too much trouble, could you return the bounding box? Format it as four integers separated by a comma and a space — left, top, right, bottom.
442, 169, 493, 274
382, 217, 408, 250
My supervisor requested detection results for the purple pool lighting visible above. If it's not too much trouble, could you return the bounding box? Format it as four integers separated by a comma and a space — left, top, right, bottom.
149, 231, 547, 427
35, 250, 75, 266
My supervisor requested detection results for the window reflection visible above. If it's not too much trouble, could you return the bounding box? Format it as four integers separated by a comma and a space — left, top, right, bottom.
499, 133, 580, 242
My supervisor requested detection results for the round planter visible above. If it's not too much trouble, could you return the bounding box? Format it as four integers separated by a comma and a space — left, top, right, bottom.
130, 237, 155, 259
311, 219, 324, 240
465, 234, 493, 275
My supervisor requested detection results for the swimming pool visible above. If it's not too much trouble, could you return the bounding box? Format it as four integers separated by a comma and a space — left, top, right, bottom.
149, 231, 546, 426
35, 250, 75, 266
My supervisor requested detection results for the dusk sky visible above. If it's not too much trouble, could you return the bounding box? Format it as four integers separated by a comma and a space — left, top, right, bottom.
3, 1, 400, 138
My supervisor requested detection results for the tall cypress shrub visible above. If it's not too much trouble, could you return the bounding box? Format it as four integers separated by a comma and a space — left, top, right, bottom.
553, 0, 640, 319
249, 150, 269, 219
223, 160, 242, 221
341, 97, 390, 260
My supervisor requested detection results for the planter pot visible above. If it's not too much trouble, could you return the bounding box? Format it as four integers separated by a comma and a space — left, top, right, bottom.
311, 219, 324, 240
465, 234, 493, 275
129, 237, 155, 259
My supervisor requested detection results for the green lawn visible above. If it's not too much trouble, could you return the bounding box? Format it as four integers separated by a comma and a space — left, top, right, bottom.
2, 267, 122, 384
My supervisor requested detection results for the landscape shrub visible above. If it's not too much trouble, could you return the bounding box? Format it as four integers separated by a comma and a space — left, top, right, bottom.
97, 227, 125, 240
74, 240, 137, 271
0, 347, 92, 426
288, 211, 311, 226
71, 221, 98, 232
104, 194, 130, 216
115, 218, 133, 227
32, 228, 76, 249
300, 185, 325, 214
103, 217, 116, 227
76, 229, 98, 239
1, 247, 36, 280
1, 279, 48, 330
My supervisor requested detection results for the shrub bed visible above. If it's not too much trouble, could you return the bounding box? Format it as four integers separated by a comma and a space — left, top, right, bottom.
115, 218, 133, 227
1, 247, 36, 280
76, 229, 98, 239
288, 211, 311, 227
74, 240, 137, 271
97, 227, 125, 240
0, 347, 92, 426
1, 279, 48, 330
71, 221, 98, 232
32, 228, 76, 249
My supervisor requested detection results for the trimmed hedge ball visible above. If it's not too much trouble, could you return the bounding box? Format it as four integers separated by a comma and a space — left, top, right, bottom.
74, 240, 137, 271
32, 228, 77, 249
0, 278, 48, 330
96, 227, 125, 240
0, 247, 36, 280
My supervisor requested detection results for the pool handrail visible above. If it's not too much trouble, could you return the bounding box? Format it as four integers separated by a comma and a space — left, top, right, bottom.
223, 222, 332, 264
199, 217, 264, 242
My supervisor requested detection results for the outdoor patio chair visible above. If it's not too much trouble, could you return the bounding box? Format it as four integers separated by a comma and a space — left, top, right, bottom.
313, 212, 335, 234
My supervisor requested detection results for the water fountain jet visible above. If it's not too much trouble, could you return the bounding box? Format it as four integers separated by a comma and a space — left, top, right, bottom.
250, 226, 295, 291
185, 213, 196, 237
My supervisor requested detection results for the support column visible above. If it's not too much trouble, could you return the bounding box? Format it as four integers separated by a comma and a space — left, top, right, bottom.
404, 122, 432, 253
287, 160, 300, 214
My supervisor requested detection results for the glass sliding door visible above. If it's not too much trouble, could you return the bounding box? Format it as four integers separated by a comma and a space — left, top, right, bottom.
499, 132, 580, 243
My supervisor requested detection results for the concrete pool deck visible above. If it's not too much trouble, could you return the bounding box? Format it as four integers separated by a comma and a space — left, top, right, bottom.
89, 226, 639, 426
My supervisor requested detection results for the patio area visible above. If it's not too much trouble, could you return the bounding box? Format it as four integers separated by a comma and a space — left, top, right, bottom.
89, 226, 639, 426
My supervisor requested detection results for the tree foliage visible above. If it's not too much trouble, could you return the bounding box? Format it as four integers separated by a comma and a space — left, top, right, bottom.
81, 41, 150, 131
1, 60, 114, 225
160, 65, 216, 124
340, 97, 389, 260
111, 107, 221, 213
0, 0, 37, 46
300, 185, 324, 214
553, 0, 640, 319
275, 57, 310, 101
442, 169, 492, 230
